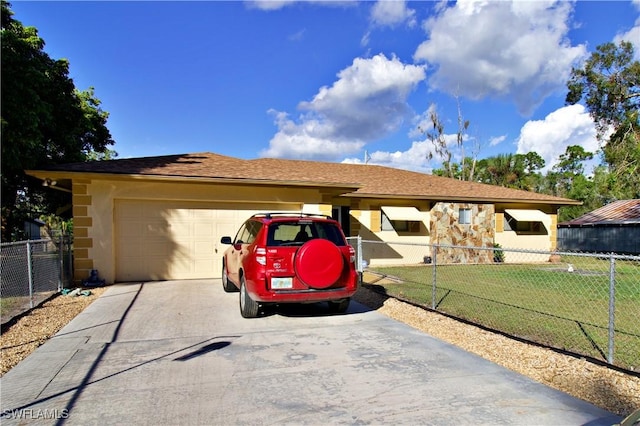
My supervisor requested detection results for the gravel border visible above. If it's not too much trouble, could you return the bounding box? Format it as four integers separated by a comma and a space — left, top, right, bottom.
0, 287, 108, 376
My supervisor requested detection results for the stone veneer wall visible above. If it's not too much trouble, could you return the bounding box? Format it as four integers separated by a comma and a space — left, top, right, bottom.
430, 202, 495, 264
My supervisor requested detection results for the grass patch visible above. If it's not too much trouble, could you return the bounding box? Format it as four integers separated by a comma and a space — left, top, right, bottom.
368, 257, 640, 371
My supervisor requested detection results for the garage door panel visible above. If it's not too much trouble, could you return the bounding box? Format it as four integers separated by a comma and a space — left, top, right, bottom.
194, 223, 214, 235
115, 200, 300, 281
119, 222, 144, 237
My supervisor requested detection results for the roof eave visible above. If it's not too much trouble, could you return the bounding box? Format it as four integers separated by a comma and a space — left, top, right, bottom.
346, 192, 581, 206
25, 170, 362, 191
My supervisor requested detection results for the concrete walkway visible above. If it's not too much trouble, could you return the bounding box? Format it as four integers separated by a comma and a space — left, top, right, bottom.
1, 280, 621, 425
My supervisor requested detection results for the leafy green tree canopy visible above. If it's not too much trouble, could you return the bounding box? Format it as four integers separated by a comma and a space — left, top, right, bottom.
567, 41, 639, 136
566, 41, 640, 198
1, 1, 115, 240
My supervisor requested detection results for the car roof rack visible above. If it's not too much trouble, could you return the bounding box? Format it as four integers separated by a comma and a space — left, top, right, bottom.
251, 212, 333, 220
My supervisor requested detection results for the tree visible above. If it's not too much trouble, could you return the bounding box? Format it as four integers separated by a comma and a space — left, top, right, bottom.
1, 1, 115, 241
544, 145, 593, 197
424, 96, 475, 180
477, 153, 519, 188
474, 152, 545, 190
432, 156, 475, 180
566, 41, 640, 198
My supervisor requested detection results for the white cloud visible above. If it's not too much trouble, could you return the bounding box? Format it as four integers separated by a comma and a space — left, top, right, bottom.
345, 102, 494, 173
343, 140, 434, 173
370, 0, 416, 28
413, 0, 587, 116
614, 1, 640, 60
515, 104, 600, 172
288, 28, 306, 42
342, 106, 462, 173
246, 0, 297, 11
262, 54, 426, 160
246, 0, 355, 11
489, 135, 506, 147
361, 104, 602, 174
361, 31, 371, 47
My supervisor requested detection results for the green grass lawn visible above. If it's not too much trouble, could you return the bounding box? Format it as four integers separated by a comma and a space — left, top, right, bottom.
368, 256, 640, 371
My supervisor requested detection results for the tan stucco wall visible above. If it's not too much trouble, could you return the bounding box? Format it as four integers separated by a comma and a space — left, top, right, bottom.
350, 200, 432, 266
350, 201, 558, 266
494, 209, 554, 263
74, 178, 332, 283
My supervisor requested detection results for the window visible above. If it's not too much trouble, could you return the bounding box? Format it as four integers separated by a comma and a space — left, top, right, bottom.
233, 224, 248, 244
459, 208, 472, 224
244, 221, 262, 244
504, 214, 546, 235
234, 221, 262, 244
381, 212, 409, 231
267, 221, 345, 246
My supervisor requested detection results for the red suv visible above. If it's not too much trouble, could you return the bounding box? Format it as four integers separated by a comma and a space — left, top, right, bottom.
220, 213, 359, 318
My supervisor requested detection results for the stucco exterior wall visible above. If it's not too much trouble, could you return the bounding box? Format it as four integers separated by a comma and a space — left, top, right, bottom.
74, 178, 329, 283
494, 211, 553, 263
352, 201, 432, 266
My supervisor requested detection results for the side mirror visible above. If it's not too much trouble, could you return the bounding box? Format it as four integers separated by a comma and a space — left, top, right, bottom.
220, 236, 232, 244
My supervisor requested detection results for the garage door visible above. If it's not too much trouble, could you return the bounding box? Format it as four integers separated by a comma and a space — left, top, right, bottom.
115, 200, 301, 282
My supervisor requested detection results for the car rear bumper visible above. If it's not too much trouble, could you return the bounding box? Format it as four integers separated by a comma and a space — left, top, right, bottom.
247, 278, 359, 304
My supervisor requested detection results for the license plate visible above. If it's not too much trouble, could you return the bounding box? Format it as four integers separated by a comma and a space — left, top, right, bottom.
271, 277, 293, 289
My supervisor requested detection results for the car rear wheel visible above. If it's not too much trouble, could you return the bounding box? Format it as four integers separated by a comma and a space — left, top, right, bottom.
222, 262, 237, 293
327, 298, 350, 314
239, 276, 259, 318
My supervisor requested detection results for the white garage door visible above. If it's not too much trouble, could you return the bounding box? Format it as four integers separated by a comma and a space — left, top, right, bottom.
115, 200, 301, 282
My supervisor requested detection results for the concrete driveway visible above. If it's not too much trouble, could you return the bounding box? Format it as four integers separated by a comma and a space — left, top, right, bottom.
1, 280, 620, 425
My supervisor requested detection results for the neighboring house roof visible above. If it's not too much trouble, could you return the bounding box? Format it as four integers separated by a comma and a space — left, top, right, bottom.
28, 152, 580, 206
559, 199, 640, 227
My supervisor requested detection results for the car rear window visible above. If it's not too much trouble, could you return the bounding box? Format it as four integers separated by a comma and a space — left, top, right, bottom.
267, 221, 346, 246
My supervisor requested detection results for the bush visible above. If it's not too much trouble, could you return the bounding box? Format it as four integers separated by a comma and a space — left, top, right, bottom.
493, 243, 504, 263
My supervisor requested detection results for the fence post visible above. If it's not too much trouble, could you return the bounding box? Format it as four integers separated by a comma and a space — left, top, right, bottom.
58, 236, 64, 292
607, 253, 616, 364
27, 240, 34, 309
356, 236, 363, 274
67, 234, 74, 287
431, 244, 437, 310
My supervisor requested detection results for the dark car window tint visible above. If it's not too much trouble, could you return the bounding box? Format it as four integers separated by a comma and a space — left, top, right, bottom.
313, 222, 346, 246
267, 221, 345, 246
244, 221, 262, 244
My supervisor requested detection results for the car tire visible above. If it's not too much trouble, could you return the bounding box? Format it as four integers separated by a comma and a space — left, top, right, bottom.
239, 276, 259, 318
328, 298, 350, 314
222, 262, 237, 293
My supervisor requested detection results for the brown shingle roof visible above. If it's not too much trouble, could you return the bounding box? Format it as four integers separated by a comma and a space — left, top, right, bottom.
33, 152, 579, 205
559, 199, 640, 226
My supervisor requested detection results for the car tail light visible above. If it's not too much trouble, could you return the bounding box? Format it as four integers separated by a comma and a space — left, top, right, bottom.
348, 246, 356, 264
255, 247, 266, 265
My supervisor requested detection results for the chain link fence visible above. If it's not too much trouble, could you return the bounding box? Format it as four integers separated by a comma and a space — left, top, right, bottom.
1, 237, 73, 324
348, 237, 640, 372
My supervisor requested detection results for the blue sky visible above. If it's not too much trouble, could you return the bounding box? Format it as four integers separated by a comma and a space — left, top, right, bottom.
10, 0, 640, 173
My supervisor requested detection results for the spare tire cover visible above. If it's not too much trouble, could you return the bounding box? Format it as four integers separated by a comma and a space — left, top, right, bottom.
294, 239, 344, 289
